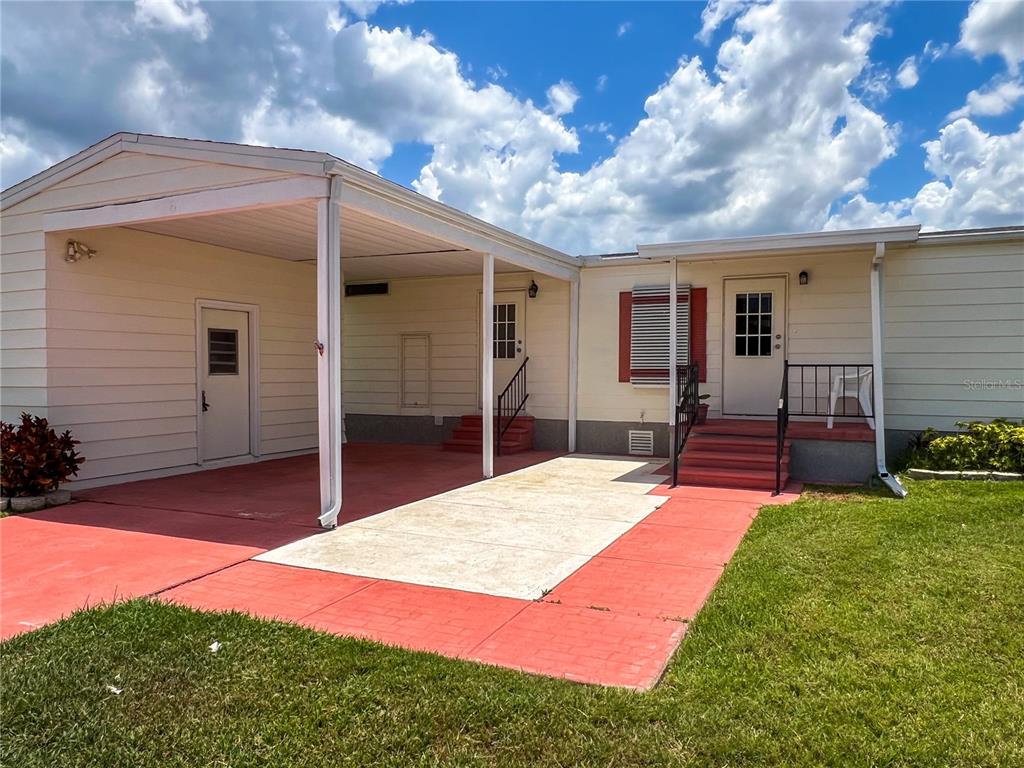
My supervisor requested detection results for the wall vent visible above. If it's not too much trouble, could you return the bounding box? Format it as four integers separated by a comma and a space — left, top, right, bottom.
345, 282, 389, 297
627, 430, 655, 456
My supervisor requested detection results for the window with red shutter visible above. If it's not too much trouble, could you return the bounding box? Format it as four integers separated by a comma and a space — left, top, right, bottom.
619, 286, 707, 384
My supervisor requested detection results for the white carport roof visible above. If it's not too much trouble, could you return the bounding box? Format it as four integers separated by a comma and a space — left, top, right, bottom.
2, 132, 580, 281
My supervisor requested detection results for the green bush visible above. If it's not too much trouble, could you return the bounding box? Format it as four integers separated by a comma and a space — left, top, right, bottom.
1, 413, 84, 497
908, 419, 1024, 473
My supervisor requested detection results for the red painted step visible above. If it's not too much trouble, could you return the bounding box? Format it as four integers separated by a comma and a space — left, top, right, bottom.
682, 450, 789, 471
675, 466, 788, 491
677, 421, 790, 490
442, 414, 535, 454
686, 434, 790, 454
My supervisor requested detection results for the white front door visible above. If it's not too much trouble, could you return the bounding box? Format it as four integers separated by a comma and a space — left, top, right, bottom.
722, 277, 787, 416
200, 307, 251, 461
491, 290, 526, 399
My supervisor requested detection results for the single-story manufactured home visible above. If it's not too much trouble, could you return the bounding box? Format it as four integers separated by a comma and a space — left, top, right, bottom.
2, 134, 1022, 526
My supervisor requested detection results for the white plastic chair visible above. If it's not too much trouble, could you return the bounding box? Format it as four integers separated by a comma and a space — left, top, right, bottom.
827, 368, 875, 429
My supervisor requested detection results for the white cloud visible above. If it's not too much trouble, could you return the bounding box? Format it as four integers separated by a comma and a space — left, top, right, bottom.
697, 0, 762, 44
2, 0, 1019, 253
515, 1, 898, 251
133, 0, 210, 40
923, 39, 950, 61
241, 94, 392, 171
617, 21, 632, 37
896, 56, 919, 88
959, 0, 1024, 74
948, 77, 1024, 119
487, 64, 508, 81
596, 74, 608, 92
546, 80, 580, 116
828, 118, 1024, 231
339, 0, 410, 20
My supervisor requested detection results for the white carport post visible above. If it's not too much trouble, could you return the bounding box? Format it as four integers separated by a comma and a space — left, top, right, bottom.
482, 253, 495, 478
316, 176, 344, 527
668, 257, 678, 454
567, 277, 580, 453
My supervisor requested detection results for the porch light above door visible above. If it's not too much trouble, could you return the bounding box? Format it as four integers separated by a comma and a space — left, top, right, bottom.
798, 270, 810, 285
528, 280, 539, 298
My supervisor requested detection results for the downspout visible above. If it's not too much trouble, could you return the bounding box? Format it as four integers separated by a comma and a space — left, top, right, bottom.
317, 175, 345, 527
668, 257, 678, 455
870, 241, 907, 498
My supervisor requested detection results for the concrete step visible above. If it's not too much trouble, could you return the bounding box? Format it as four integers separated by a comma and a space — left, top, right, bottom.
686, 434, 788, 454
675, 466, 788, 491
683, 450, 790, 470
693, 420, 779, 438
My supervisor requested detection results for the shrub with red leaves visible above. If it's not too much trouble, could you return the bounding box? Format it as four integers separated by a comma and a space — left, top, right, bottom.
1, 413, 84, 497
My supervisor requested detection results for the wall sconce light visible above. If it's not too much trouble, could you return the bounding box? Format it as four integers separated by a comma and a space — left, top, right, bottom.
528, 280, 539, 298
798, 270, 810, 286
65, 239, 97, 263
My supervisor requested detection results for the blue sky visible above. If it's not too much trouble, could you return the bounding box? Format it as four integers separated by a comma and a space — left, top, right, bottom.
2, 1, 1022, 253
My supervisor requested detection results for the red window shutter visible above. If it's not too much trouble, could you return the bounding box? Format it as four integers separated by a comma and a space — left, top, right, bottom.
689, 287, 708, 383
618, 291, 631, 382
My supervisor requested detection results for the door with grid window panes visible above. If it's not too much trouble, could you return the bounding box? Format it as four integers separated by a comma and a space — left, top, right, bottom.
722, 277, 786, 416
489, 290, 526, 400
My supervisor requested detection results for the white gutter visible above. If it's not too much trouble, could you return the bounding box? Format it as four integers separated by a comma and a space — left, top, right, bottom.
316, 175, 344, 527
668, 257, 678, 453
870, 242, 907, 498
639, 225, 920, 260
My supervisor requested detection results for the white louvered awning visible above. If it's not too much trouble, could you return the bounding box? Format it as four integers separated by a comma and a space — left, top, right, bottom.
629, 284, 691, 386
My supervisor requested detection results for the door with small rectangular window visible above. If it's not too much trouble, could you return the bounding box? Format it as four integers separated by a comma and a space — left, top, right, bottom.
722, 277, 786, 416
200, 307, 251, 461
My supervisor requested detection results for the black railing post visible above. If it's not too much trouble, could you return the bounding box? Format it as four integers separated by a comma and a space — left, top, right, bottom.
495, 357, 530, 456
670, 362, 700, 488
775, 359, 789, 496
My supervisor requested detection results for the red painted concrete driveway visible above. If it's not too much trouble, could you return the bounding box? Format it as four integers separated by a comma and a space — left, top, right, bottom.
0, 445, 557, 640
2, 444, 801, 689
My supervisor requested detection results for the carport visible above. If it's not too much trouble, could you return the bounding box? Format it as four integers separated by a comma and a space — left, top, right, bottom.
22, 134, 582, 527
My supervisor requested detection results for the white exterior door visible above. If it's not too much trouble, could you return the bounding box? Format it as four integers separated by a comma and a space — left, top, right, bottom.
200, 307, 251, 461
491, 290, 526, 399
722, 277, 787, 416
400, 334, 431, 409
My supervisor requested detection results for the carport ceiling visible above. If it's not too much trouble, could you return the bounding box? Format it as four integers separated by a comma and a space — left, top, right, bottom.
128, 201, 526, 280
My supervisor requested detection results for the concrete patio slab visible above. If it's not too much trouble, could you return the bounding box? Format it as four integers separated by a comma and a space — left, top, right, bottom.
257, 455, 670, 600
347, 499, 635, 554
258, 526, 592, 600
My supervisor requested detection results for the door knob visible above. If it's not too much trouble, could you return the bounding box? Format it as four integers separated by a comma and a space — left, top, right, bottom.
775, 334, 781, 339
202, 390, 210, 412
774, 343, 781, 349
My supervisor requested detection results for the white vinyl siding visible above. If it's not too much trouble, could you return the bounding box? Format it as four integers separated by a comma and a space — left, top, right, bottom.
578, 252, 874, 424
883, 239, 1024, 431
0, 152, 321, 485
343, 273, 569, 420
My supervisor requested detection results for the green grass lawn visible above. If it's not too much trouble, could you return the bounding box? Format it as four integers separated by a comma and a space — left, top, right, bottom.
3, 481, 1022, 767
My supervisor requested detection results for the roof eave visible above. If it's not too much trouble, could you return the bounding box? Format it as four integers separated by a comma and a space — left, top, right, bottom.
636, 225, 922, 261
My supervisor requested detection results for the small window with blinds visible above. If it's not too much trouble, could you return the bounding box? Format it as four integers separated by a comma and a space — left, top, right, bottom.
208, 328, 239, 375
629, 284, 690, 386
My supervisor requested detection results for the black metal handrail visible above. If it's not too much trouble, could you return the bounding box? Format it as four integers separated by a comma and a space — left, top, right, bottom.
775, 361, 790, 496
783, 363, 875, 419
775, 362, 875, 494
496, 356, 529, 456
670, 363, 700, 488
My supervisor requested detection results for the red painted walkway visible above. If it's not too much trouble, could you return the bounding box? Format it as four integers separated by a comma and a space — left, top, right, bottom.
1, 444, 801, 689
161, 477, 801, 689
